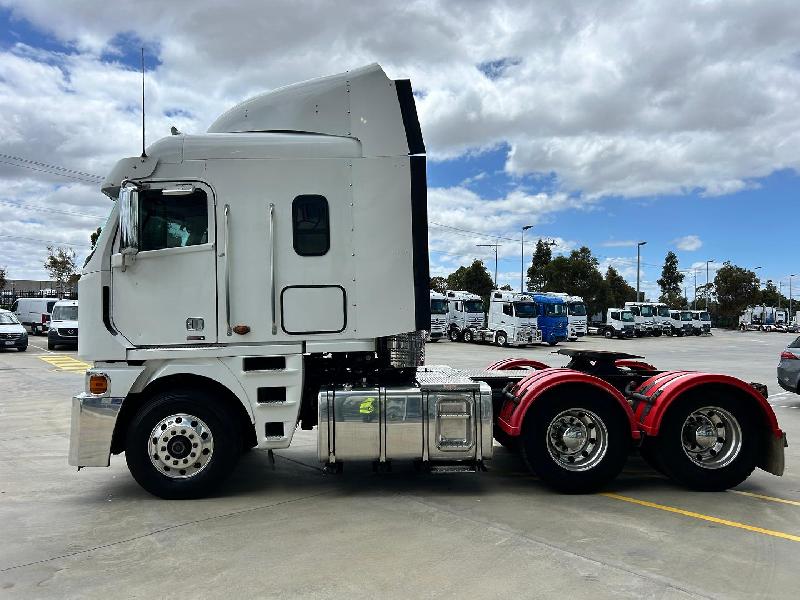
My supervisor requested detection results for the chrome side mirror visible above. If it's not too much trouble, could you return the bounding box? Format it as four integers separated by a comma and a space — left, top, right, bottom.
119, 182, 139, 255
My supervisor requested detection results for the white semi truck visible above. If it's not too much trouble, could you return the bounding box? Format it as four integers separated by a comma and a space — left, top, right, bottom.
445, 290, 485, 341
68, 64, 785, 499
624, 302, 657, 337
545, 293, 587, 340
649, 303, 673, 336
448, 290, 541, 347
427, 291, 448, 341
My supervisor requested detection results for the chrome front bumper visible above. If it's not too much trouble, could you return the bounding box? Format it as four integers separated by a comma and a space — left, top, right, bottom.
68, 393, 123, 467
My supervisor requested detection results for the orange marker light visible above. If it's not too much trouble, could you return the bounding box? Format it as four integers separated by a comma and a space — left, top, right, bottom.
89, 374, 108, 395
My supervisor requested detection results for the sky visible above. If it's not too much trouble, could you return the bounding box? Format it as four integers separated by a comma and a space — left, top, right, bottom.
0, 0, 798, 302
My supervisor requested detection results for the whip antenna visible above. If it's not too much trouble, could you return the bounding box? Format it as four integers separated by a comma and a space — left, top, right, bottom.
141, 47, 147, 158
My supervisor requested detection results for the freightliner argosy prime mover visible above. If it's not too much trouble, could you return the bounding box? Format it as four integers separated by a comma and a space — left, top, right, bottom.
70, 64, 786, 499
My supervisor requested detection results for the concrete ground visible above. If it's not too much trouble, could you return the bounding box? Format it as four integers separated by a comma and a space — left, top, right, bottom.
1, 330, 798, 599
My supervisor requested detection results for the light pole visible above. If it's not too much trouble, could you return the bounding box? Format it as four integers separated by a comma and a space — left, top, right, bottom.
705, 259, 714, 310
477, 243, 501, 288
693, 269, 698, 310
636, 241, 647, 302
520, 225, 533, 292
791, 274, 797, 325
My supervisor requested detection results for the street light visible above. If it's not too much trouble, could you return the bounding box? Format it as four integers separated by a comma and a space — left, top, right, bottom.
476, 243, 501, 288
636, 241, 647, 302
705, 259, 714, 310
791, 274, 797, 325
520, 225, 533, 293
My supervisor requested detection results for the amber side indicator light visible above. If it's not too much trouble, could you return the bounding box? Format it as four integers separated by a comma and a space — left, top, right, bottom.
232, 325, 251, 335
89, 374, 108, 395
780, 351, 799, 360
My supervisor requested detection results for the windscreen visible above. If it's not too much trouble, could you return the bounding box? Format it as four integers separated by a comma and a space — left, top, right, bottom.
700, 312, 710, 321
52, 305, 78, 321
430, 299, 448, 314
46, 301, 56, 312
639, 305, 653, 317
0, 313, 20, 325
463, 300, 484, 313
544, 303, 565, 316
621, 311, 635, 322
657, 306, 671, 317
568, 302, 587, 316
681, 311, 693, 321
514, 302, 537, 318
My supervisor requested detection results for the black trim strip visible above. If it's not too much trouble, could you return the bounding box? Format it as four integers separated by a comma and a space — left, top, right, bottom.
102, 286, 117, 335
395, 80, 426, 155
280, 285, 347, 334
410, 155, 430, 332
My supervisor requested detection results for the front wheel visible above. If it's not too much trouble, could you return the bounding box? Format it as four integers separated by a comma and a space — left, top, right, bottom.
519, 396, 629, 493
47, 339, 55, 350
495, 332, 508, 347
603, 328, 614, 339
448, 329, 460, 342
646, 395, 759, 491
652, 330, 662, 337
125, 390, 242, 499
548, 340, 558, 346
462, 329, 474, 343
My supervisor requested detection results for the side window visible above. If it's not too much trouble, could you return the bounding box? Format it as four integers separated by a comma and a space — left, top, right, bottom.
502, 303, 513, 316
611, 311, 619, 320
139, 189, 209, 252
46, 301, 56, 313
292, 195, 330, 256
455, 302, 461, 311
11, 300, 18, 312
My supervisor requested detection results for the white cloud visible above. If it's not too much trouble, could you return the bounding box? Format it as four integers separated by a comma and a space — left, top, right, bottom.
1, 0, 799, 277
600, 240, 639, 248
674, 235, 703, 252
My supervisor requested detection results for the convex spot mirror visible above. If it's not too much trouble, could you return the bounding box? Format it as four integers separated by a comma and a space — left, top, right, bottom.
118, 182, 140, 255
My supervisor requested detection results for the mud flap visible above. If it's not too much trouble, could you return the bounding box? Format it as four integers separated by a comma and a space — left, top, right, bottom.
760, 431, 787, 476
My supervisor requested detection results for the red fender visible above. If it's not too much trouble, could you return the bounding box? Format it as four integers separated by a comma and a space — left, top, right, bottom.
633, 371, 782, 438
496, 368, 640, 439
486, 358, 550, 371
614, 359, 657, 372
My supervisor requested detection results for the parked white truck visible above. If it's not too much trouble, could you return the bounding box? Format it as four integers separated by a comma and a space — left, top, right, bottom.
68, 64, 785, 499
624, 302, 657, 336
450, 290, 542, 347
445, 290, 485, 341
427, 291, 448, 341
649, 303, 673, 336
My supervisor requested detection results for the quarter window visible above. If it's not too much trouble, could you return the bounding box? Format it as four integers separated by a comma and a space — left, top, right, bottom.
292, 195, 330, 256
139, 190, 209, 252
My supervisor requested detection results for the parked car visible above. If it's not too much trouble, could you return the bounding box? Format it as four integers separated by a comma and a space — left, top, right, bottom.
0, 309, 28, 351
11, 297, 58, 335
47, 299, 79, 350
777, 335, 800, 394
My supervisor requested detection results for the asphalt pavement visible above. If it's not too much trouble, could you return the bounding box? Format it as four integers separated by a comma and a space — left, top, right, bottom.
1, 330, 798, 599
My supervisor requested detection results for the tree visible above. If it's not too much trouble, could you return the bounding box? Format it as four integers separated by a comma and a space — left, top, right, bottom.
760, 280, 789, 307
604, 266, 637, 308
542, 246, 606, 316
657, 251, 685, 307
446, 259, 495, 305
90, 226, 102, 250
714, 262, 760, 324
0, 265, 6, 292
429, 276, 447, 294
499, 284, 513, 291
44, 246, 78, 298
526, 239, 552, 291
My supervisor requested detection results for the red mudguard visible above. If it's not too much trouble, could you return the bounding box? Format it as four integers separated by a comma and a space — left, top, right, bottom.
486, 358, 551, 371
631, 371, 783, 439
614, 359, 657, 372
496, 369, 641, 439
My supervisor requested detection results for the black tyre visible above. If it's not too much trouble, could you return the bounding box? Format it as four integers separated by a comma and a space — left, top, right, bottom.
495, 331, 508, 347
125, 389, 243, 499
603, 327, 614, 339
648, 394, 759, 491
519, 393, 630, 493
652, 330, 662, 337
493, 425, 518, 452
463, 329, 474, 343
47, 339, 55, 350
18, 345, 27, 352
548, 340, 558, 346
429, 338, 439, 343
448, 329, 460, 342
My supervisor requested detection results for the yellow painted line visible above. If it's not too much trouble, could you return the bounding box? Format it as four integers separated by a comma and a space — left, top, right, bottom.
601, 492, 800, 543
731, 490, 800, 507
39, 355, 91, 372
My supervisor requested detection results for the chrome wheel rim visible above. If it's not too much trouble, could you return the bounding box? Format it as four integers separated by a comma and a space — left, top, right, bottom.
148, 413, 214, 479
546, 409, 609, 471
681, 406, 742, 469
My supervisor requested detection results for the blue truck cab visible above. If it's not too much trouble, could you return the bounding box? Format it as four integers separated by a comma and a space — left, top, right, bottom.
532, 294, 569, 346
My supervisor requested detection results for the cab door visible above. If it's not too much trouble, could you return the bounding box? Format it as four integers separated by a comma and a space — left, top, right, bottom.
111, 182, 218, 346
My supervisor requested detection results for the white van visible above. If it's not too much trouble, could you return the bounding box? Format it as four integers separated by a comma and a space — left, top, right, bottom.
48, 299, 79, 350
11, 297, 58, 335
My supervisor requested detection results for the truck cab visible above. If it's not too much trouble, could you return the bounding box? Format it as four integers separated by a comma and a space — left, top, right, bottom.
446, 290, 484, 341
669, 310, 694, 336
428, 291, 448, 341
544, 292, 587, 340
601, 308, 635, 339
531, 294, 568, 346
689, 311, 704, 336
486, 290, 541, 347
699, 310, 712, 334
624, 302, 655, 337
651, 303, 673, 336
